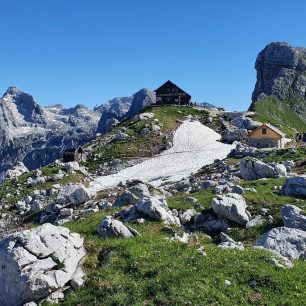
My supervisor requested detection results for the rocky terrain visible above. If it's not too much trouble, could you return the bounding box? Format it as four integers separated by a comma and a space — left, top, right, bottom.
1, 42, 306, 305
0, 86, 100, 175
0, 103, 306, 305
0, 86, 156, 178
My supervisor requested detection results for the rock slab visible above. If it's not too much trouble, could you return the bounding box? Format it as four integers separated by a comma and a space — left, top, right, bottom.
0, 223, 86, 306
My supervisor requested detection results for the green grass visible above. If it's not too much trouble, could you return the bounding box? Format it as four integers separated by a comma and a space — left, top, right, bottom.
167, 190, 213, 211
251, 96, 306, 137
53, 204, 306, 306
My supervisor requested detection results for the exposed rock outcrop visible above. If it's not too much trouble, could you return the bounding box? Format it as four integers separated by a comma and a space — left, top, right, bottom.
281, 205, 306, 231
255, 227, 306, 262
0, 223, 86, 306
250, 42, 306, 110
125, 88, 156, 118
97, 216, 139, 238
239, 158, 287, 180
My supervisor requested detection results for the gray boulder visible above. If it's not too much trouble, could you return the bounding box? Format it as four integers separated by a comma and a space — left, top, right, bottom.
240, 158, 286, 180
232, 116, 261, 129
97, 216, 138, 238
0, 223, 86, 306
136, 196, 179, 225
211, 193, 250, 225
180, 209, 197, 225
57, 183, 92, 205
111, 131, 129, 142
222, 129, 248, 143
281, 205, 306, 231
228, 142, 257, 158
113, 191, 139, 207
255, 227, 306, 261
282, 175, 306, 197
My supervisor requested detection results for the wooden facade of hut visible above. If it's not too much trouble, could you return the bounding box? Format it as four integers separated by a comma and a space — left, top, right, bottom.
154, 80, 191, 105
248, 123, 286, 149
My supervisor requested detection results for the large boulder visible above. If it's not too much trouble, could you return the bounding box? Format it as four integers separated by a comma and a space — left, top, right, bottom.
222, 129, 248, 144
97, 216, 138, 238
57, 183, 92, 205
0, 223, 86, 306
255, 227, 306, 261
240, 158, 286, 180
281, 205, 306, 231
227, 142, 257, 158
211, 193, 250, 225
136, 196, 179, 225
282, 175, 306, 197
232, 116, 261, 130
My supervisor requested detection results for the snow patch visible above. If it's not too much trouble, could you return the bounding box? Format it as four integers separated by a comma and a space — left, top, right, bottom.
89, 121, 235, 192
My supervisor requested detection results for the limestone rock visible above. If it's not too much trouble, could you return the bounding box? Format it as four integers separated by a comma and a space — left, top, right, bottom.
57, 183, 92, 205
211, 193, 250, 225
250, 42, 306, 110
0, 223, 86, 306
240, 158, 286, 180
281, 205, 306, 231
222, 128, 248, 144
136, 196, 179, 225
255, 227, 306, 261
4, 161, 29, 181
97, 216, 137, 238
218, 232, 244, 250
282, 175, 306, 197
232, 116, 261, 130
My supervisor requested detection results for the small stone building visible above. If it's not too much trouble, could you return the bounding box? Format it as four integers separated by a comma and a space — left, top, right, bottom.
63, 147, 84, 162
248, 123, 286, 149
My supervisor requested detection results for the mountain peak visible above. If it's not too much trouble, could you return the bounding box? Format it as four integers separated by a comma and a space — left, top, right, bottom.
3, 85, 21, 98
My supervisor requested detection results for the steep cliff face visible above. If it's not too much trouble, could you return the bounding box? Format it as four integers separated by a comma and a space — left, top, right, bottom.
250, 42, 306, 111
0, 86, 100, 173
249, 42, 306, 136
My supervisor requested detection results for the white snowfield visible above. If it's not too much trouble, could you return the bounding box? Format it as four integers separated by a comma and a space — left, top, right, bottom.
89, 121, 235, 193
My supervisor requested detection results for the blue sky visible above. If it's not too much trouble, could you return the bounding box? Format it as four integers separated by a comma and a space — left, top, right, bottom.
1, 0, 306, 110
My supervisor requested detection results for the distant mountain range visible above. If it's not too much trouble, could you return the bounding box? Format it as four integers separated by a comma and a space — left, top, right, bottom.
0, 86, 155, 173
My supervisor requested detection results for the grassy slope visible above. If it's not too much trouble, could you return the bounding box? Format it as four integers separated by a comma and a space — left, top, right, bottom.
83, 106, 210, 170
251, 96, 306, 137
58, 151, 306, 305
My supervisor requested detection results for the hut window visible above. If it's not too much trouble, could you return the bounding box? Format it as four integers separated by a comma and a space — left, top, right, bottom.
262, 128, 267, 135
167, 88, 171, 93
172, 88, 178, 93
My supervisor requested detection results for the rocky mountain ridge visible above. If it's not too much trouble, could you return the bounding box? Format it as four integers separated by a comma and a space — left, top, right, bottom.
250, 42, 306, 111
0, 86, 101, 174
